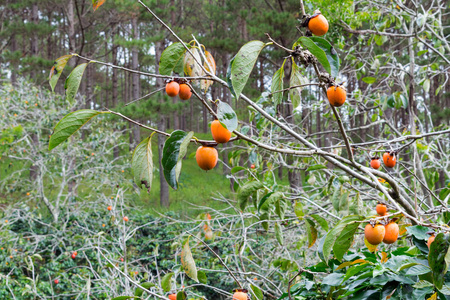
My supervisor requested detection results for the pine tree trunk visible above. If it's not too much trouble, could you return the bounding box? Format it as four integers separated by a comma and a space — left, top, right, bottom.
131, 16, 141, 145
30, 3, 38, 79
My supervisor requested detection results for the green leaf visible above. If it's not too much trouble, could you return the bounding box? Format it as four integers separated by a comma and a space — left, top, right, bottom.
231, 166, 246, 174
429, 233, 450, 289
305, 218, 318, 248
275, 199, 288, 220
65, 63, 88, 104
259, 191, 283, 212
161, 272, 174, 293
413, 280, 433, 289
226, 55, 237, 98
231, 40, 266, 99
250, 284, 264, 300
217, 100, 238, 131
323, 215, 364, 263
275, 222, 284, 246
362, 77, 377, 84
423, 79, 430, 93
134, 282, 156, 297
406, 225, 430, 240
237, 181, 264, 211
310, 214, 329, 231
159, 42, 188, 75
131, 136, 154, 193
332, 219, 360, 261
297, 37, 330, 75
289, 61, 308, 109
92, 0, 105, 11
271, 64, 284, 105
49, 109, 107, 150
307, 164, 327, 172
308, 37, 340, 78
181, 237, 198, 282
162, 130, 194, 190
339, 191, 349, 212
176, 291, 187, 300
49, 55, 73, 92
294, 201, 304, 220
197, 270, 207, 284
260, 212, 270, 231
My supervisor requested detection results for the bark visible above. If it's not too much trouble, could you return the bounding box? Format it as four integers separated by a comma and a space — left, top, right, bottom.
131, 15, 141, 145
155, 40, 170, 207
67, 0, 76, 67
30, 3, 38, 79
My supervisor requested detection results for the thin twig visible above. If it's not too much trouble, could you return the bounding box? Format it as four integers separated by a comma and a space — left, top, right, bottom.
189, 234, 243, 289
125, 87, 165, 106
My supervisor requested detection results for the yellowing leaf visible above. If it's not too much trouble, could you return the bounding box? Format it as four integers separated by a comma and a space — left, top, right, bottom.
201, 51, 216, 91
380, 251, 389, 263
92, 0, 105, 11
180, 237, 198, 282
335, 259, 369, 271
364, 237, 378, 253
427, 292, 437, 300
183, 47, 202, 77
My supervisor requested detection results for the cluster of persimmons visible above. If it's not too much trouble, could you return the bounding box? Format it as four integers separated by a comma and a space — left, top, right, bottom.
364, 204, 400, 246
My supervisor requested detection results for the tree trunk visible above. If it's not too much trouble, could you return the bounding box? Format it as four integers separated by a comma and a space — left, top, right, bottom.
30, 3, 38, 79
131, 16, 141, 145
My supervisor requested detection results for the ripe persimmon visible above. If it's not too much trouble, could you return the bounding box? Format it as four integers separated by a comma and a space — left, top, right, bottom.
364, 223, 385, 245
168, 294, 177, 300
233, 291, 248, 300
427, 234, 435, 249
250, 164, 255, 169
165, 81, 180, 97
107, 206, 112, 211
327, 86, 346, 107
370, 158, 381, 169
196, 146, 218, 171
383, 222, 399, 244
383, 152, 396, 168
308, 13, 329, 36
123, 216, 129, 222
211, 120, 231, 143
179, 84, 192, 100
376, 203, 387, 216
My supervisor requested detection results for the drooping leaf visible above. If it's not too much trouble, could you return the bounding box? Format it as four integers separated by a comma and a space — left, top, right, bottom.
275, 199, 288, 220
49, 54, 73, 92
237, 181, 264, 211
271, 64, 284, 105
275, 222, 284, 246
176, 291, 187, 300
294, 201, 304, 220
162, 130, 194, 190
297, 37, 330, 75
65, 63, 88, 104
306, 164, 327, 172
131, 136, 154, 193
197, 270, 207, 284
362, 77, 377, 84
231, 40, 266, 99
159, 42, 188, 75
289, 61, 308, 109
364, 237, 378, 253
250, 284, 264, 300
49, 110, 107, 150
305, 218, 318, 248
217, 100, 238, 131
308, 37, 340, 78
181, 237, 198, 282
161, 272, 174, 292
310, 214, 329, 231
183, 47, 202, 77
333, 220, 360, 261
92, 0, 105, 11
322, 215, 364, 263
429, 233, 450, 289
134, 282, 156, 297
259, 191, 283, 212
201, 51, 216, 91
226, 55, 237, 98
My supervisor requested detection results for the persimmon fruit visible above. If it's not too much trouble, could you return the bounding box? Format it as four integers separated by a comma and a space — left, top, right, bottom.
168, 294, 177, 300
196, 146, 218, 171
123, 216, 129, 222
370, 158, 381, 169
54, 279, 59, 284
383, 222, 399, 244
233, 291, 248, 300
107, 206, 112, 211
250, 164, 255, 169
308, 13, 329, 36
327, 86, 346, 107
179, 84, 192, 100
376, 203, 387, 216
364, 223, 385, 245
165, 81, 180, 97
427, 234, 435, 249
383, 152, 396, 168
211, 120, 231, 143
